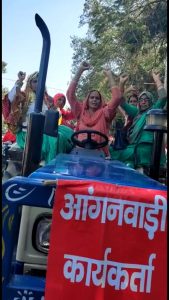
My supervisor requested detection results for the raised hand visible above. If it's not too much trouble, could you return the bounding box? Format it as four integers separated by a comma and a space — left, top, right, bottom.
119, 73, 129, 86
103, 68, 113, 78
152, 70, 161, 84
125, 85, 138, 95
17, 71, 26, 82
79, 61, 90, 72
103, 69, 119, 87
73, 62, 90, 82
152, 70, 164, 90
15, 71, 26, 90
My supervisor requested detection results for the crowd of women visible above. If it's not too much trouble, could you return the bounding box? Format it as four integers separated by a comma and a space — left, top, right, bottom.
2, 61, 167, 174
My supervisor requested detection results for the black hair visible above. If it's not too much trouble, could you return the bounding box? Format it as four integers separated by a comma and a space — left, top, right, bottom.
128, 94, 138, 102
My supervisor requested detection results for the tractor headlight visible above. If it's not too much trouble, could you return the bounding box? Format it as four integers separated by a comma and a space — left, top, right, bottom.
32, 214, 52, 254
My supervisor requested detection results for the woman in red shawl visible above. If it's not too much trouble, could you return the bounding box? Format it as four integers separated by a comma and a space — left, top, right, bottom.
53, 93, 75, 129
66, 62, 123, 157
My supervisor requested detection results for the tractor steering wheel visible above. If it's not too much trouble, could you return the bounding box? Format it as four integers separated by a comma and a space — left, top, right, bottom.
71, 130, 108, 150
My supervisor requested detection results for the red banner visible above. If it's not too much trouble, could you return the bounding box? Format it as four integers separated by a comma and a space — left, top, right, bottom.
45, 180, 167, 300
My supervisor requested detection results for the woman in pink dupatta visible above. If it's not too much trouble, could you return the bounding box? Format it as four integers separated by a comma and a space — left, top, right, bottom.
66, 62, 123, 157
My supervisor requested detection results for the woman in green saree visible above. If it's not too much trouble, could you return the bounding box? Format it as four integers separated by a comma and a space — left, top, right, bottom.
110, 71, 167, 171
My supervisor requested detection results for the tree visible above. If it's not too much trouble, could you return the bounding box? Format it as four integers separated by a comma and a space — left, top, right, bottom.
2, 61, 7, 73
70, 0, 167, 99
2, 61, 9, 133
2, 61, 9, 98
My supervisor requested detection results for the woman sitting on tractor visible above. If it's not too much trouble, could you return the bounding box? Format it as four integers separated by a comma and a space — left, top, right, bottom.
66, 62, 123, 158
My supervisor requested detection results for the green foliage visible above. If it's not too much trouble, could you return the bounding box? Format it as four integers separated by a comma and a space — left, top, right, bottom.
2, 61, 9, 98
2, 61, 7, 73
2, 61, 9, 134
71, 0, 167, 98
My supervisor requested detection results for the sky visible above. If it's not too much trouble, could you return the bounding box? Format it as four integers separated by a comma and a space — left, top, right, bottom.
2, 0, 87, 98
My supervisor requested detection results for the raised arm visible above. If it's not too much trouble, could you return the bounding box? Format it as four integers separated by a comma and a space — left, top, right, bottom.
103, 69, 126, 120
119, 73, 129, 94
66, 62, 90, 117
152, 70, 167, 108
117, 75, 138, 125
118, 74, 138, 118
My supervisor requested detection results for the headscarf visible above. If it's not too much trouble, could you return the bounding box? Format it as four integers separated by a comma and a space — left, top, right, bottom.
24, 71, 51, 108
76, 90, 111, 156
80, 90, 106, 127
26, 71, 39, 89
138, 91, 154, 106
53, 93, 66, 107
24, 71, 39, 104
127, 93, 138, 103
127, 91, 154, 143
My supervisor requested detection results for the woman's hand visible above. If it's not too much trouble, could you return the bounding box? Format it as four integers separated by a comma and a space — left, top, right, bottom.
152, 70, 162, 88
79, 61, 90, 72
15, 71, 26, 92
103, 68, 112, 78
73, 62, 90, 83
103, 69, 118, 87
119, 74, 128, 86
124, 85, 138, 95
17, 71, 26, 82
